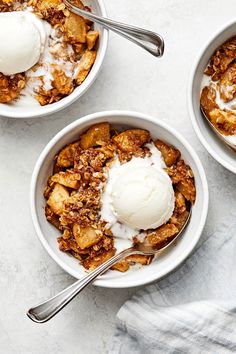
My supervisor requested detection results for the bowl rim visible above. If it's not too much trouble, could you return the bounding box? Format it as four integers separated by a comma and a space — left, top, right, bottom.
188, 18, 236, 174
30, 110, 209, 288
0, 0, 108, 119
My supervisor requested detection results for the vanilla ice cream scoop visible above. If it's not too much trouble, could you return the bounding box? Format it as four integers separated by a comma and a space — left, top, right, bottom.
111, 164, 174, 230
0, 11, 47, 75
101, 143, 175, 238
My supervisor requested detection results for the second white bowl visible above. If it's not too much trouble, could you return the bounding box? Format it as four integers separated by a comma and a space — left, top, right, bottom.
188, 19, 236, 174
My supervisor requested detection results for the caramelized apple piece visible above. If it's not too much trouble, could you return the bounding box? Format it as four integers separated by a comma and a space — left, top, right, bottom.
52, 67, 74, 95
209, 109, 236, 135
58, 236, 87, 254
154, 139, 180, 167
176, 179, 196, 204
147, 224, 178, 248
82, 248, 116, 270
73, 43, 85, 55
168, 160, 196, 204
113, 129, 150, 152
219, 62, 236, 102
33, 0, 63, 10
73, 224, 102, 249
86, 30, 99, 50
80, 122, 110, 149
47, 183, 70, 215
76, 50, 97, 85
126, 254, 153, 265
31, 0, 66, 25
112, 260, 130, 272
205, 36, 236, 81
51, 170, 81, 189
56, 142, 80, 168
64, 12, 87, 43
0, 73, 25, 103
200, 86, 219, 117
170, 210, 189, 231
44, 181, 55, 199
174, 191, 186, 214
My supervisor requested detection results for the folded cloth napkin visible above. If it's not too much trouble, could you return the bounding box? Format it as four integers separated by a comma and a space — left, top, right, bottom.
110, 211, 236, 354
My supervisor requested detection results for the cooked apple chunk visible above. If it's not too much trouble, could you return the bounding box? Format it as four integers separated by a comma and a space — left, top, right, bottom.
82, 249, 116, 270
200, 86, 219, 116
204, 36, 236, 81
47, 183, 69, 215
112, 260, 130, 272
209, 109, 236, 135
176, 179, 196, 204
73, 224, 102, 249
154, 139, 180, 167
80, 122, 110, 149
51, 170, 81, 189
64, 12, 87, 43
147, 224, 178, 248
0, 73, 25, 103
168, 160, 196, 204
76, 50, 97, 85
126, 254, 153, 265
56, 142, 80, 168
52, 67, 74, 95
219, 62, 236, 102
174, 191, 186, 214
31, 0, 66, 26
170, 210, 189, 231
86, 30, 99, 50
113, 129, 150, 152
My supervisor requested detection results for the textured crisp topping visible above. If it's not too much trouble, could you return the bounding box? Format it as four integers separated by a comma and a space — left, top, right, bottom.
44, 123, 196, 272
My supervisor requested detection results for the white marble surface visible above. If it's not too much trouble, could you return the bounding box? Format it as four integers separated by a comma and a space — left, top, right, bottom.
1, 0, 236, 353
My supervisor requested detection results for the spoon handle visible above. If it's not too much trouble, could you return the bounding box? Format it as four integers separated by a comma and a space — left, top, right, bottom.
64, 0, 164, 57
27, 247, 137, 323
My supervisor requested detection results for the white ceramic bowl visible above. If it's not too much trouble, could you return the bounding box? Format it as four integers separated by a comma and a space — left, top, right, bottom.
188, 19, 236, 174
0, 1, 108, 119
31, 111, 209, 288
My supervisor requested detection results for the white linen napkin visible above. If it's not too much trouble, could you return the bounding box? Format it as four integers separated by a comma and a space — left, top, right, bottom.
110, 210, 236, 354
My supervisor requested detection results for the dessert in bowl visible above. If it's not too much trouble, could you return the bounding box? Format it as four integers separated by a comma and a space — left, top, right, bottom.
200, 37, 236, 147
0, 0, 108, 118
188, 19, 236, 174
31, 111, 208, 288
44, 122, 195, 272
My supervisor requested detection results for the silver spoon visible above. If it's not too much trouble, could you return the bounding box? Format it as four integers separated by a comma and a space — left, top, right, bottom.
63, 0, 164, 57
200, 107, 236, 152
27, 210, 191, 323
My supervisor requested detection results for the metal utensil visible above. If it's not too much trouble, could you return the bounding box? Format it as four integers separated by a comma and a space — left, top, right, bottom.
200, 107, 236, 152
63, 0, 164, 57
27, 210, 191, 323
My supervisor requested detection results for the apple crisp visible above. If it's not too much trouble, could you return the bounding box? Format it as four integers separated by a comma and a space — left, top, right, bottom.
0, 0, 99, 105
44, 123, 196, 272
200, 36, 236, 137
